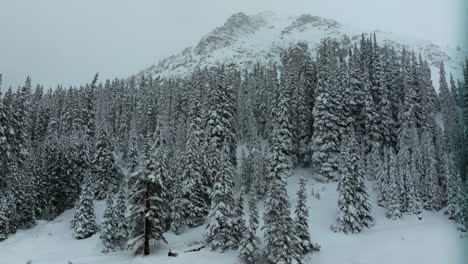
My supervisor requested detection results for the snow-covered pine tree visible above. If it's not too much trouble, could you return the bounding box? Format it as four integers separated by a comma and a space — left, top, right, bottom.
170, 160, 186, 235
205, 66, 238, 199
114, 187, 128, 250
295, 176, 320, 254
0, 86, 14, 190
100, 196, 116, 252
263, 81, 302, 264
181, 94, 208, 228
396, 52, 421, 213
311, 40, 340, 182
44, 137, 82, 219
280, 43, 312, 167
240, 149, 251, 191
0, 196, 9, 241
127, 133, 167, 255
438, 62, 454, 150
232, 190, 246, 246
205, 145, 237, 252
250, 138, 267, 198
151, 125, 171, 231
11, 77, 31, 167
92, 128, 120, 200
366, 144, 382, 181
127, 131, 139, 174
421, 128, 441, 210
435, 125, 450, 207
444, 158, 464, 223
4, 191, 17, 235
332, 130, 373, 233
405, 153, 422, 219
336, 53, 351, 140
406, 149, 423, 218
460, 181, 468, 232
378, 63, 396, 148
238, 196, 260, 264
377, 147, 390, 207
449, 73, 466, 178
385, 148, 402, 220
361, 76, 380, 153
8, 161, 36, 229
82, 73, 97, 139
464, 60, 468, 180
396, 144, 411, 213
72, 175, 96, 239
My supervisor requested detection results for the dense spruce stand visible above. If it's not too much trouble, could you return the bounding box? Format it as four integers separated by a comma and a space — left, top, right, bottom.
0, 33, 467, 261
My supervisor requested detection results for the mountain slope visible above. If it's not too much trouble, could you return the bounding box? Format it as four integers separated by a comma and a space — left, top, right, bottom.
0, 169, 465, 264
141, 11, 466, 89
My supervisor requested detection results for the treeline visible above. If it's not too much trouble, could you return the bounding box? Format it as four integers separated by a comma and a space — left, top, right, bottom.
0, 34, 467, 263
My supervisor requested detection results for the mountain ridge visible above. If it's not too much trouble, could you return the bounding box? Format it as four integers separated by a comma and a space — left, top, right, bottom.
141, 11, 467, 88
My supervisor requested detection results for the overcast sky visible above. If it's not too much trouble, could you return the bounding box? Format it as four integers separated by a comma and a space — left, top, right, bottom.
0, 0, 465, 90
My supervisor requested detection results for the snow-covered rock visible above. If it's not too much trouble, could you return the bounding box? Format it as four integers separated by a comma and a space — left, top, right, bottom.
141, 11, 467, 90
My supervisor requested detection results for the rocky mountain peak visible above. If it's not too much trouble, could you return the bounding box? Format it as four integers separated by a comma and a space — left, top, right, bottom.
194, 12, 265, 55
282, 14, 341, 35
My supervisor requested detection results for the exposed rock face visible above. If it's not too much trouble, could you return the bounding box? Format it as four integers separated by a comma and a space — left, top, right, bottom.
194, 12, 266, 55
282, 14, 341, 35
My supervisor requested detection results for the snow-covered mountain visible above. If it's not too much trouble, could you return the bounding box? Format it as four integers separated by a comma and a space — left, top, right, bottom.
141, 11, 467, 89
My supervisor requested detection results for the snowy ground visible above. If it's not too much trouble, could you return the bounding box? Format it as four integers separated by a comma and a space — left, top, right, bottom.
0, 168, 466, 264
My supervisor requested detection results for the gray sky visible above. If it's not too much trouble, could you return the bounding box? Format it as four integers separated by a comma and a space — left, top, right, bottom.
0, 0, 465, 90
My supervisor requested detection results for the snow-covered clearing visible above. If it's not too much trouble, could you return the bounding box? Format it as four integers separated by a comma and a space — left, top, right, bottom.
0, 168, 465, 264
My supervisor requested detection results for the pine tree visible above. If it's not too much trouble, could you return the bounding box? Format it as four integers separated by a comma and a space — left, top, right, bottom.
127, 136, 167, 255
444, 158, 464, 223
5, 191, 17, 234
151, 125, 171, 231
263, 83, 302, 264
114, 187, 128, 250
100, 196, 116, 251
238, 196, 260, 264
0, 86, 14, 190
182, 96, 208, 228
385, 148, 402, 220
377, 147, 390, 207
72, 175, 96, 239
250, 139, 267, 198
0, 196, 9, 241
459, 181, 468, 232
464, 60, 468, 181
170, 163, 186, 235
92, 128, 120, 200
232, 191, 247, 246
295, 176, 320, 254
82, 73, 97, 139
205, 145, 237, 252
332, 131, 373, 233
127, 132, 139, 174
12, 77, 31, 167
366, 144, 382, 181
206, 66, 237, 171
311, 41, 340, 181
421, 128, 441, 210
9, 161, 36, 229
378, 69, 396, 148
240, 149, 252, 191
406, 151, 423, 218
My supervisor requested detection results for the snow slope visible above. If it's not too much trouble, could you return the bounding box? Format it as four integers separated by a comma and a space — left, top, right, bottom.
0, 168, 466, 264
141, 11, 467, 90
